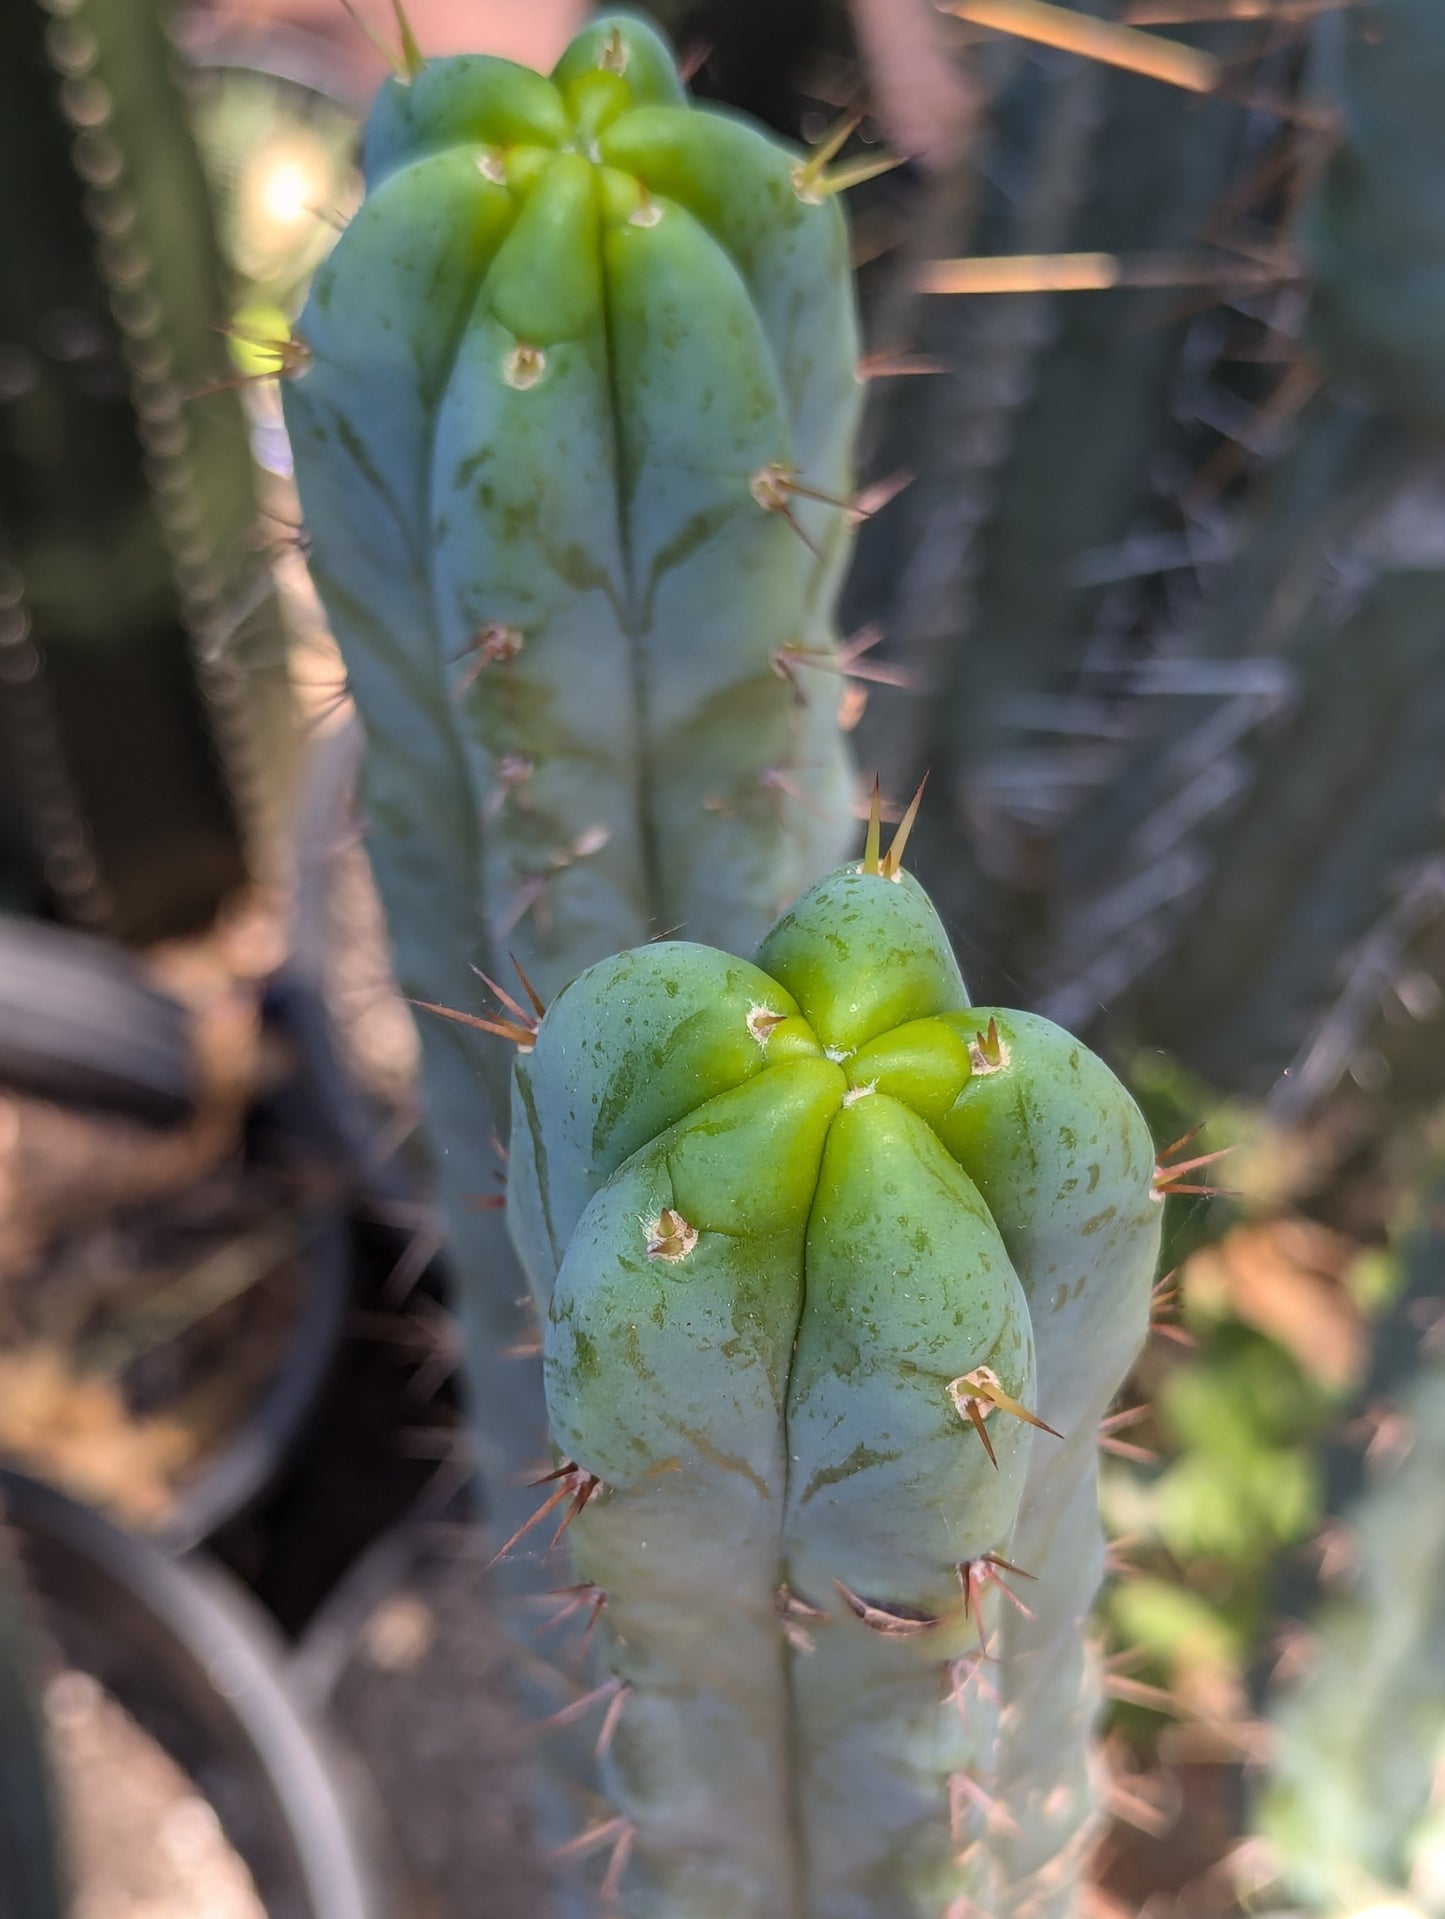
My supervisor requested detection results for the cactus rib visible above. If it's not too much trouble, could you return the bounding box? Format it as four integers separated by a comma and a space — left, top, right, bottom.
510, 830, 1160, 1914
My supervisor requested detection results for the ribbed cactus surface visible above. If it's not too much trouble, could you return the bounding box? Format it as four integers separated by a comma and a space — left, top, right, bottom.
1301, 0, 1445, 427
282, 19, 865, 1904
0, 0, 292, 938
509, 828, 1161, 1916
283, 10, 861, 1070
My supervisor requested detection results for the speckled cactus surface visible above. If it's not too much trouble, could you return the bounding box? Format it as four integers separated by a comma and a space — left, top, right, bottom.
282, 9, 862, 1108
280, 15, 866, 1904
509, 813, 1162, 1917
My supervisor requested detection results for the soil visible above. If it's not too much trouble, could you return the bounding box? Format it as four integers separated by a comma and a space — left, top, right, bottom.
326, 1536, 547, 1919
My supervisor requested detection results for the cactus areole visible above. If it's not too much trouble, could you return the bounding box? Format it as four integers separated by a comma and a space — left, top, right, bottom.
510, 825, 1162, 1918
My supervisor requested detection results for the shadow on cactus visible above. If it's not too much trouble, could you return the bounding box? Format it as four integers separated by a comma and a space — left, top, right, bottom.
504, 793, 1162, 1915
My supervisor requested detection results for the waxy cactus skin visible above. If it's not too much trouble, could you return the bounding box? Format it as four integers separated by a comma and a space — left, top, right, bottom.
1301, 0, 1445, 428
283, 9, 860, 1056
943, 1012, 1161, 1916
280, 25, 863, 1897
510, 845, 1161, 1916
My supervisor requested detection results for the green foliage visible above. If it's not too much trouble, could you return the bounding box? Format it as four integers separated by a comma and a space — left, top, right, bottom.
1152, 1328, 1325, 1570
1107, 1575, 1243, 1683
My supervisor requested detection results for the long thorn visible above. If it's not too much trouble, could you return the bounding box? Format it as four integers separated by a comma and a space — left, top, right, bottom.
599, 1820, 635, 1902
964, 1397, 999, 1468
541, 1675, 623, 1732
1156, 1123, 1206, 1160
388, 0, 424, 76
596, 1682, 628, 1758
1124, 0, 1349, 19
336, 0, 412, 77
486, 1466, 600, 1568
469, 964, 537, 1032
486, 1482, 572, 1568
858, 348, 946, 380
510, 952, 547, 1019
937, 0, 1221, 93
408, 997, 535, 1049
792, 112, 863, 200
1154, 1147, 1234, 1183
950, 1367, 1063, 1441
882, 774, 928, 878
917, 249, 1295, 296
554, 1814, 631, 1862
951, 1769, 1022, 1838
862, 777, 883, 875
978, 1553, 1036, 1620
981, 1550, 1036, 1583
813, 152, 907, 198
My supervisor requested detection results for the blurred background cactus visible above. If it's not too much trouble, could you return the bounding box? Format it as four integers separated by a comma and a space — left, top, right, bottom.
0, 0, 297, 942
1255, 1158, 1445, 1919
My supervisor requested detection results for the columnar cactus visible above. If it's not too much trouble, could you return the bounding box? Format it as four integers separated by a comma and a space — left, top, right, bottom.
281, 15, 865, 1899
279, 0, 863, 1471
0, 0, 293, 939
282, 9, 861, 1074
1301, 0, 1445, 429
508, 811, 1161, 1915
851, 0, 1445, 1101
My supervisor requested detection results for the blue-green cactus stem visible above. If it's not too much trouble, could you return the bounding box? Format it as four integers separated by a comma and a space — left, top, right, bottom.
284, 11, 862, 1050
282, 22, 865, 1902
1301, 0, 1445, 428
513, 838, 1159, 1914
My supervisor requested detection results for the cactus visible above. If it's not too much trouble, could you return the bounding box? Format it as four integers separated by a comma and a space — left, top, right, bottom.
507, 811, 1161, 1915
1300, 0, 1445, 430
280, 12, 866, 1900
1256, 1169, 1445, 1916
1042, 419, 1445, 1089
1029, 0, 1445, 1088
841, 0, 1445, 1119
849, 27, 1257, 989
279, 3, 865, 1411
282, 8, 861, 1039
0, 0, 293, 940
